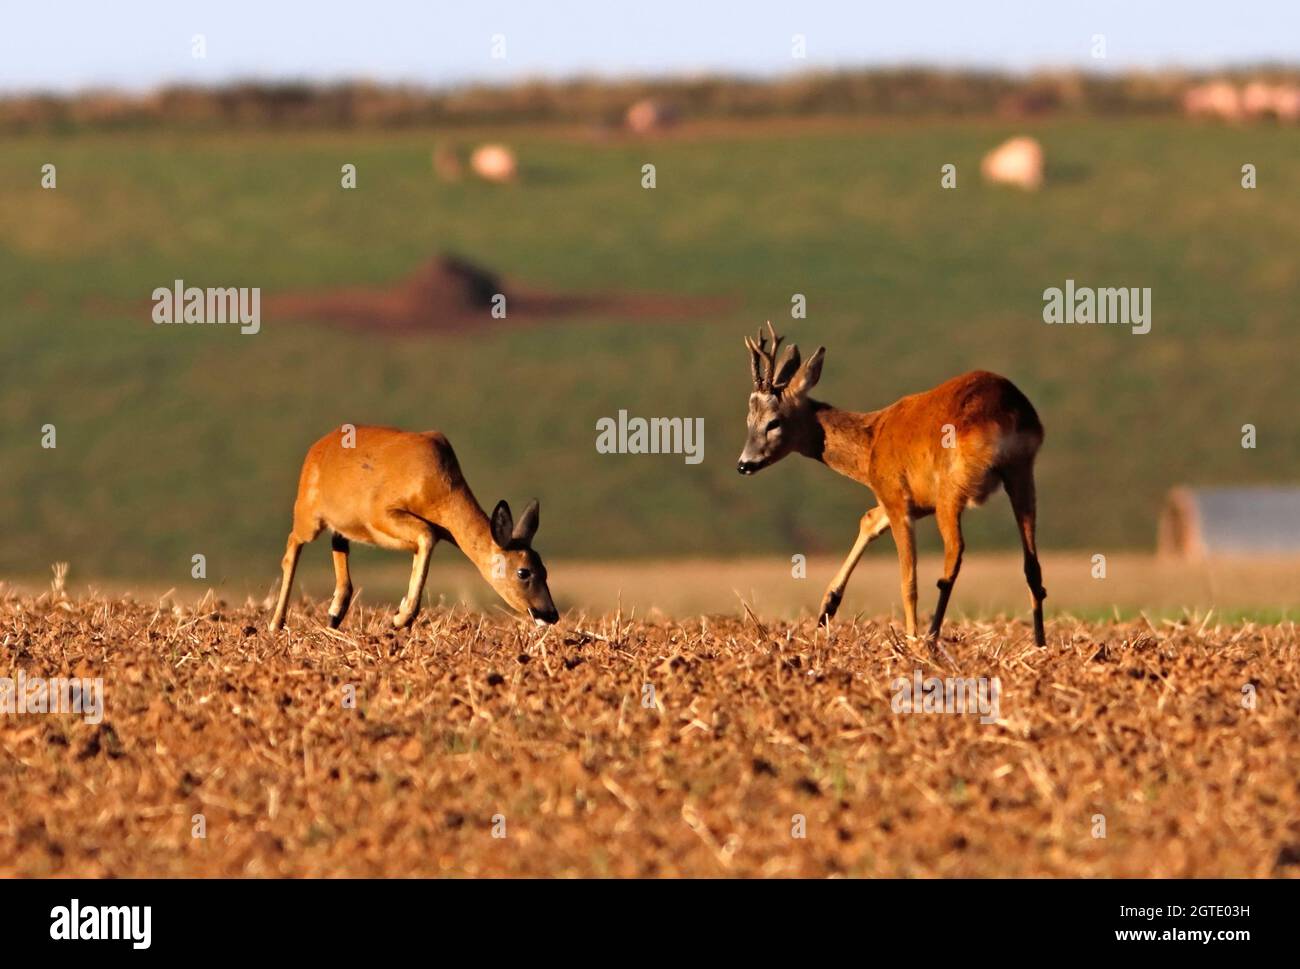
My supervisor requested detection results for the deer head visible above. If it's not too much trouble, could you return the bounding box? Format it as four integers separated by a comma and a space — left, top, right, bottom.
736, 322, 826, 475
487, 498, 559, 625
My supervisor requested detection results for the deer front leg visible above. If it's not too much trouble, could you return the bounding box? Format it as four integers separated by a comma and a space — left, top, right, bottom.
393, 529, 434, 629
928, 502, 965, 643
890, 514, 919, 638
818, 506, 890, 625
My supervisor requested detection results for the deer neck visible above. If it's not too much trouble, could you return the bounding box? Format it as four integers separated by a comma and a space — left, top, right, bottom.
801, 401, 881, 485
442, 491, 503, 581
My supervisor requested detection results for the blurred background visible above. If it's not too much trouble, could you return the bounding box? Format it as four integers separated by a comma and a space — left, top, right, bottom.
2, 1, 1298, 618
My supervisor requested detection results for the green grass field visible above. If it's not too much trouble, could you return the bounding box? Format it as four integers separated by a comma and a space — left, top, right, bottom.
2, 118, 1298, 588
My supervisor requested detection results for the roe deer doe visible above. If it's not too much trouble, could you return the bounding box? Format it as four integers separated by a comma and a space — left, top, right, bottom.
269, 425, 559, 631
736, 323, 1047, 647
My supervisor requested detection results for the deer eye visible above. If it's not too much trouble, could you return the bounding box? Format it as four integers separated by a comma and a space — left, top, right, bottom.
516, 568, 532, 581
764, 418, 782, 434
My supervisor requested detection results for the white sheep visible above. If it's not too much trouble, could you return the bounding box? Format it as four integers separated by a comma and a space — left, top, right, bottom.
469, 144, 518, 183
980, 136, 1044, 191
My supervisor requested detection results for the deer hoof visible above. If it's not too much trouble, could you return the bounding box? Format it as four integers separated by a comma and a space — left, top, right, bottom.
817, 591, 842, 626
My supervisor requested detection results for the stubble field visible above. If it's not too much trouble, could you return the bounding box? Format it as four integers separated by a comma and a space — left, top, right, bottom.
2, 591, 1297, 877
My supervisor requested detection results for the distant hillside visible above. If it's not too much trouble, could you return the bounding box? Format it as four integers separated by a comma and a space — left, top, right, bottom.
4, 68, 1300, 132
2, 117, 1298, 584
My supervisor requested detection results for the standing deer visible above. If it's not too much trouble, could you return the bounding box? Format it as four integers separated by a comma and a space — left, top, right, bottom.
736, 324, 1046, 646
269, 425, 559, 631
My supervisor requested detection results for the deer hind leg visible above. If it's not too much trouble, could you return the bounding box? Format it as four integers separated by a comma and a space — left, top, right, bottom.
889, 513, 919, 638
818, 506, 890, 625
1003, 463, 1047, 647
928, 501, 965, 643
269, 515, 322, 631
328, 533, 354, 629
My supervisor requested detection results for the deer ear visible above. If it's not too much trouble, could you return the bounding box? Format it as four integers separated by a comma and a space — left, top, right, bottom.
490, 500, 514, 547
512, 499, 540, 544
772, 344, 802, 390
789, 346, 825, 396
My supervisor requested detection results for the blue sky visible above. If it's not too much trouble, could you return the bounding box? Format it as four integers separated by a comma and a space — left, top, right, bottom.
2, 1, 1298, 93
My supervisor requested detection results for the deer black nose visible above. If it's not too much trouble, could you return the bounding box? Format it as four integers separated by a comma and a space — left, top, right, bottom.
737, 460, 754, 475
529, 606, 559, 625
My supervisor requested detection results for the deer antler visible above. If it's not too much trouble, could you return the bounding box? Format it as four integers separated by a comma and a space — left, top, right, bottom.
744, 321, 784, 390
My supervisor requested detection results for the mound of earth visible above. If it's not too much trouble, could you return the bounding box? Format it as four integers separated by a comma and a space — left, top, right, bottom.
263, 253, 731, 333
265, 255, 503, 331
409, 255, 504, 313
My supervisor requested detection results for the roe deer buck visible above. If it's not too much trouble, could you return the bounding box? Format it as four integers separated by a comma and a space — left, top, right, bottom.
269, 425, 559, 631
736, 323, 1047, 647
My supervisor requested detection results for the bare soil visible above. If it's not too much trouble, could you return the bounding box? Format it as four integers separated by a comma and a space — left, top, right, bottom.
2, 593, 1297, 877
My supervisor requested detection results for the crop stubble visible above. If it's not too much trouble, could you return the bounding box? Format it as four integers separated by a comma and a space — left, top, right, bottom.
1, 594, 1297, 877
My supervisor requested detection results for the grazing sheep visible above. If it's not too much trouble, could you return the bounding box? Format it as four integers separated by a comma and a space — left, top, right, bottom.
625, 98, 679, 134
1183, 81, 1244, 121
1268, 84, 1300, 122
980, 136, 1044, 191
1185, 80, 1299, 123
469, 144, 518, 183
1242, 81, 1277, 118
1250, 82, 1300, 122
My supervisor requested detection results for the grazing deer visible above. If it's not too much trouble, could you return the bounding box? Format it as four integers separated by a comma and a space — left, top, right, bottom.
736, 324, 1047, 647
269, 425, 559, 631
